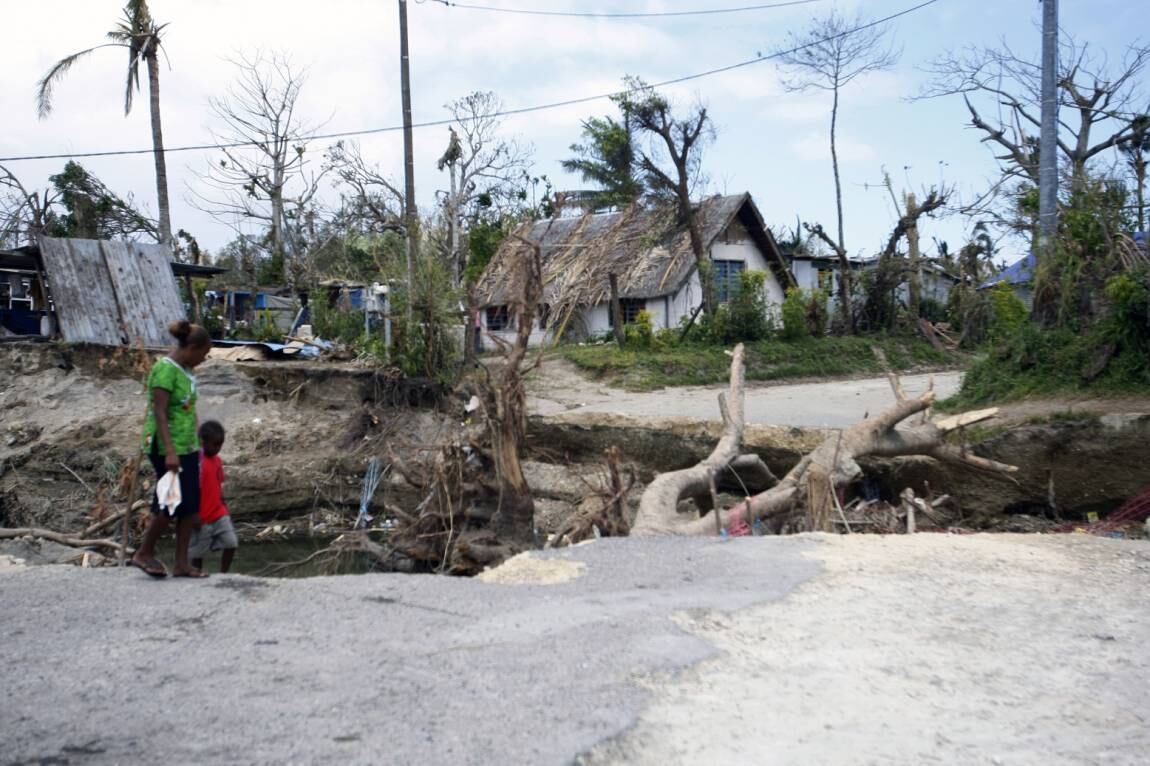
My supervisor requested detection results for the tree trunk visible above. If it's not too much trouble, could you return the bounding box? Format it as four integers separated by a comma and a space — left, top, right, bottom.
449, 163, 461, 285
489, 236, 543, 544
609, 273, 625, 345
146, 52, 172, 248
828, 87, 854, 331
633, 360, 1017, 536
676, 175, 714, 316
906, 192, 922, 319
463, 280, 478, 366
1136, 156, 1147, 233
271, 165, 286, 286
633, 344, 751, 535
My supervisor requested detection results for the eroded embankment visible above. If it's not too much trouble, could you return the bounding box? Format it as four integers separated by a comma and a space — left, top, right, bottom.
0, 343, 441, 535
3, 342, 1148, 547
529, 408, 1150, 527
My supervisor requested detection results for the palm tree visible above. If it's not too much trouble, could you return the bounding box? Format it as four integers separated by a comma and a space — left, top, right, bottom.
37, 0, 172, 246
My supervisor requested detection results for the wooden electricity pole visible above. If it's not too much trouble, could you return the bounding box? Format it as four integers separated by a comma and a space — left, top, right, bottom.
1037, 0, 1059, 262
398, 0, 417, 318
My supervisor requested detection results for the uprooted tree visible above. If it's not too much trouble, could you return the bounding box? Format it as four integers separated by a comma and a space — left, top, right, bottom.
631, 344, 1017, 536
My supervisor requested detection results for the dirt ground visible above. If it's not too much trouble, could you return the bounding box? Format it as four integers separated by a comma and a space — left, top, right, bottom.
528, 357, 1150, 433
4, 342, 1150, 548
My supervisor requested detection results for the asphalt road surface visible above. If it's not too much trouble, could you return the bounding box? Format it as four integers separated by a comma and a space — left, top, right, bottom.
3, 533, 1148, 765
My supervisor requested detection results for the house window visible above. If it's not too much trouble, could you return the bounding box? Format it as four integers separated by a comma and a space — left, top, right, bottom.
609, 298, 646, 327
486, 306, 510, 332
817, 269, 834, 292
713, 260, 746, 303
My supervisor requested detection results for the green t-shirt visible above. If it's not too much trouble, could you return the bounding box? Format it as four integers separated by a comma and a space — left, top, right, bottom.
142, 357, 199, 456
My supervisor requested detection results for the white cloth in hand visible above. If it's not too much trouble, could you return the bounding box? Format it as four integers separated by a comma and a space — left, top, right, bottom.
155, 469, 182, 516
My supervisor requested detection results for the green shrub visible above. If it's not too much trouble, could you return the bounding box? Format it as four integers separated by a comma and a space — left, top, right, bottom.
781, 287, 810, 341
624, 310, 655, 348
987, 283, 1028, 341
698, 270, 774, 344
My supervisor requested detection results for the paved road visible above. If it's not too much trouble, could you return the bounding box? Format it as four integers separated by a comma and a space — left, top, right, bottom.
530, 371, 962, 428
2, 534, 1147, 765
0, 538, 817, 766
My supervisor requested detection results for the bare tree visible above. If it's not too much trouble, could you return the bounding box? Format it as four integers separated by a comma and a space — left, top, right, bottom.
437, 92, 533, 285
775, 10, 899, 331
620, 77, 716, 313
0, 165, 58, 247
922, 36, 1150, 192
193, 52, 323, 286
326, 140, 405, 234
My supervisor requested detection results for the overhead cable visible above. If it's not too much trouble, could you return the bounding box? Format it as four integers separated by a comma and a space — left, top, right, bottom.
0, 0, 940, 164
419, 0, 821, 19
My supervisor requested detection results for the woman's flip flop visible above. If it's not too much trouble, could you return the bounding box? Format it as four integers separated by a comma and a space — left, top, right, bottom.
127, 558, 168, 579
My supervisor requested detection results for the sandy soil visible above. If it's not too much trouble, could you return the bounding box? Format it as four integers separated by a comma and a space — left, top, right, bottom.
587, 533, 1150, 765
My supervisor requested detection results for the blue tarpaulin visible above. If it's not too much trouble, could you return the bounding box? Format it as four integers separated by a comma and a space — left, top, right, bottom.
980, 252, 1035, 290
211, 339, 325, 359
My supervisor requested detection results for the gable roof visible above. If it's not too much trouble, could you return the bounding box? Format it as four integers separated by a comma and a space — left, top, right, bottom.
476, 194, 794, 327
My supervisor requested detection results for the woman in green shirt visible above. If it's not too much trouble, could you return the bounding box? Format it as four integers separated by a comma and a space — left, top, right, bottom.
130, 320, 212, 578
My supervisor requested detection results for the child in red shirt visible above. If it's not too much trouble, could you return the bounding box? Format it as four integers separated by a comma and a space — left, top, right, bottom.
189, 421, 238, 573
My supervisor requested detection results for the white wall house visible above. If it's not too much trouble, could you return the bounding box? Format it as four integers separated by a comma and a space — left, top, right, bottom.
476, 193, 794, 348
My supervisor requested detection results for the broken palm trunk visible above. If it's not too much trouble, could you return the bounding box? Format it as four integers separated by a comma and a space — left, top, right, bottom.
381, 235, 544, 574
633, 345, 1018, 536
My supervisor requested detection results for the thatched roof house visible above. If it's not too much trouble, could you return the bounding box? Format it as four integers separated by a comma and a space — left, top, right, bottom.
476, 193, 794, 342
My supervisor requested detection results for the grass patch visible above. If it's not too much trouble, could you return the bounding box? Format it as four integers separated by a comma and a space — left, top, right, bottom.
560, 336, 952, 391
940, 325, 1150, 410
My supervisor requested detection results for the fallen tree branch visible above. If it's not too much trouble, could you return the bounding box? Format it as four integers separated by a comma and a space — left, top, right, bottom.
0, 527, 127, 554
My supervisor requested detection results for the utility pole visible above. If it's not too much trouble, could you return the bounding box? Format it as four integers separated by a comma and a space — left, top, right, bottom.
398, 0, 416, 318
1038, 0, 1059, 262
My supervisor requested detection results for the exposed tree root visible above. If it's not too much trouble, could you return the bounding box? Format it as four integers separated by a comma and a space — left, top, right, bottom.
633, 345, 1018, 536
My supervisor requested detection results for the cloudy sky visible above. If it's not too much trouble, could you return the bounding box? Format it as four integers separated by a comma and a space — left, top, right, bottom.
1, 0, 1144, 263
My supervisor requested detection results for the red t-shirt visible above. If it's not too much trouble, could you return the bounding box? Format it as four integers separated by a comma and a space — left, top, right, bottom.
199, 453, 229, 524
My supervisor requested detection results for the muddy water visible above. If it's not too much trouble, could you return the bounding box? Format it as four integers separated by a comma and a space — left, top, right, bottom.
155, 538, 375, 578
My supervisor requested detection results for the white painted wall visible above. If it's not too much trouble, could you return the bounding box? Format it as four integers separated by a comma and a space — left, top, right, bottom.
895, 271, 956, 306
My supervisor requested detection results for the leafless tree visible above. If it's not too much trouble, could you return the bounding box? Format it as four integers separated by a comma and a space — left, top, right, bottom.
775, 10, 899, 331
620, 77, 716, 313
0, 165, 58, 248
437, 91, 533, 285
921, 36, 1150, 191
192, 52, 324, 286
325, 140, 405, 234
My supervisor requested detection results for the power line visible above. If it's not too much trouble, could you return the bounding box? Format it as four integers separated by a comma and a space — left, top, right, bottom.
0, 0, 941, 164
419, 0, 821, 19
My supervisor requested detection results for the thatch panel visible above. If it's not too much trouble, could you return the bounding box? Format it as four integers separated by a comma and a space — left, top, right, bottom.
475, 194, 790, 330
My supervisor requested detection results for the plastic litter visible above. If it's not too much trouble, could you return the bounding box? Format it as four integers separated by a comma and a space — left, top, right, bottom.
155, 470, 182, 516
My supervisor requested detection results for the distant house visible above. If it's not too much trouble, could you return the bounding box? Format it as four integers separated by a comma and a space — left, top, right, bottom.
784, 252, 866, 317
475, 193, 794, 346
980, 252, 1036, 309
895, 262, 960, 309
